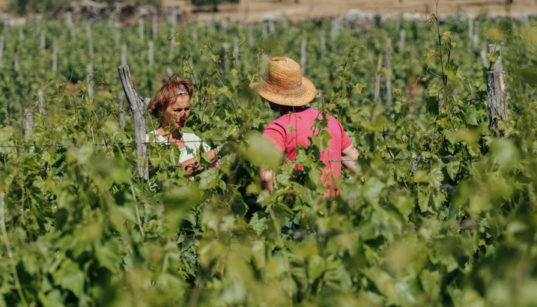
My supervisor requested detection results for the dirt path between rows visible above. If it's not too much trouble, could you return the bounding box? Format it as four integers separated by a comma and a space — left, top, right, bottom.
164, 0, 537, 22
1, 0, 536, 22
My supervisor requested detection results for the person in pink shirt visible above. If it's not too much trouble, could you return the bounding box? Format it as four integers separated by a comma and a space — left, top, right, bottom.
250, 57, 360, 195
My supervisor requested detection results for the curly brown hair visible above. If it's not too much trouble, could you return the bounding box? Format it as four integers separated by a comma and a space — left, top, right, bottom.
148, 78, 194, 118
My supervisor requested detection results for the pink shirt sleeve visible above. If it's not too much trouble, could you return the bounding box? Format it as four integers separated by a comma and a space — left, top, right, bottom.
263, 121, 286, 152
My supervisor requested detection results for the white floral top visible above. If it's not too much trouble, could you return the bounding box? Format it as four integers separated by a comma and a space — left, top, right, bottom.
146, 130, 211, 163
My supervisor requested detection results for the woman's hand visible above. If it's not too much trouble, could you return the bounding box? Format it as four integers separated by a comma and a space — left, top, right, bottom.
181, 157, 202, 175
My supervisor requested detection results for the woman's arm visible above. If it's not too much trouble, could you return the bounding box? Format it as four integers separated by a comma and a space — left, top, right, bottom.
342, 145, 360, 173
260, 169, 275, 193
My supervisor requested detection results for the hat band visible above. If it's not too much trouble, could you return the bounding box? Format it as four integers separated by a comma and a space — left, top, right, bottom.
264, 77, 302, 89
261, 80, 306, 96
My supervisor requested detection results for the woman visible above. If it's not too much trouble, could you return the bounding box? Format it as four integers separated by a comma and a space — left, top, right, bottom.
147, 78, 218, 174
250, 57, 360, 195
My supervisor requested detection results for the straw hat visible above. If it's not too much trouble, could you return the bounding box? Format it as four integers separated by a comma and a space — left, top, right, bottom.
249, 57, 316, 107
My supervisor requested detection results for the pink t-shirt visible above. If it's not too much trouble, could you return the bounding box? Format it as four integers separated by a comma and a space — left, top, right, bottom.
263, 107, 352, 192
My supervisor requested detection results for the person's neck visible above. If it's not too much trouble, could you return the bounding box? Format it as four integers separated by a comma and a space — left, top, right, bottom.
279, 105, 308, 116
157, 126, 181, 140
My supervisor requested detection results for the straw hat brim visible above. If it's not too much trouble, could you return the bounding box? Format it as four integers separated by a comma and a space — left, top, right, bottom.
249, 76, 317, 107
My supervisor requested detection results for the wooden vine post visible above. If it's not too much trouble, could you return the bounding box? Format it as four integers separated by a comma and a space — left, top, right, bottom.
37, 89, 45, 115
385, 38, 393, 106
233, 36, 239, 65
0, 36, 3, 67
220, 43, 228, 72
300, 38, 307, 74
320, 31, 326, 56
86, 64, 93, 100
52, 40, 57, 73
40, 31, 45, 49
399, 29, 406, 52
139, 19, 144, 41
486, 44, 508, 134
374, 56, 383, 103
118, 65, 150, 180
24, 108, 33, 137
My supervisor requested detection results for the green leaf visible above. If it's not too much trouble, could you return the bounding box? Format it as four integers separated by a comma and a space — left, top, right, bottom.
240, 132, 283, 169
52, 259, 84, 298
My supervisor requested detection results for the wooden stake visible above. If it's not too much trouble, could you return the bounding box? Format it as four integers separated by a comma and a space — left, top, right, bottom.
86, 22, 93, 61
52, 40, 57, 73
152, 14, 158, 41
268, 20, 275, 34
248, 25, 253, 46
486, 44, 508, 134
233, 36, 239, 64
169, 8, 177, 26
139, 19, 144, 41
40, 31, 45, 49
121, 45, 127, 66
18, 25, 23, 42
385, 38, 393, 106
38, 89, 45, 115
262, 22, 267, 39
281, 14, 289, 27
480, 43, 490, 68
320, 31, 326, 56
115, 27, 120, 46
374, 56, 382, 102
118, 65, 150, 180
118, 92, 126, 129
66, 12, 74, 38
399, 29, 406, 52
14, 54, 19, 72
220, 43, 228, 72
468, 16, 474, 40
472, 22, 479, 51
148, 41, 154, 68
0, 36, 3, 67
331, 16, 340, 40
170, 27, 176, 54
192, 25, 197, 41
24, 108, 33, 137
300, 39, 307, 74
86, 64, 93, 100
188, 58, 196, 84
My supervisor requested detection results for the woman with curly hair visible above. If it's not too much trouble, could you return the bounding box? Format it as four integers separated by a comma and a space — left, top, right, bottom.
147, 78, 218, 174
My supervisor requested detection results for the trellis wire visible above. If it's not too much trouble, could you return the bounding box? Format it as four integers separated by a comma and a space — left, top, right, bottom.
0, 142, 479, 163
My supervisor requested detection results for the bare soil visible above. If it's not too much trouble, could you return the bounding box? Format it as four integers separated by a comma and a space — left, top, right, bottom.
1, 0, 536, 21
164, 0, 537, 22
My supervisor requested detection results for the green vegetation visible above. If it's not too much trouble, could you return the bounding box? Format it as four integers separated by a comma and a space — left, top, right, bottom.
0, 14, 536, 306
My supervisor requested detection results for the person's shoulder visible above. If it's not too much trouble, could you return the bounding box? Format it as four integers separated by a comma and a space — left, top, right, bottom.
182, 132, 202, 142
147, 130, 166, 142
